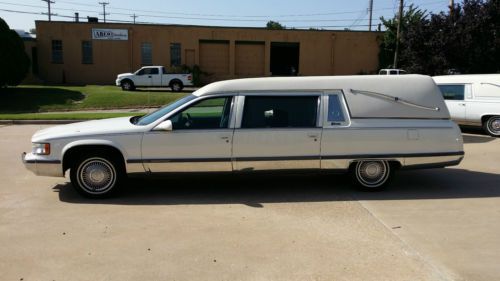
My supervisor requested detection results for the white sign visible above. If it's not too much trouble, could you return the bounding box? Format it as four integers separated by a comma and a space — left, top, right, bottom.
92, 28, 128, 40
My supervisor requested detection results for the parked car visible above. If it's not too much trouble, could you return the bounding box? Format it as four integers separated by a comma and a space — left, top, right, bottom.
433, 74, 500, 136
379, 69, 407, 75
115, 66, 193, 92
23, 75, 464, 198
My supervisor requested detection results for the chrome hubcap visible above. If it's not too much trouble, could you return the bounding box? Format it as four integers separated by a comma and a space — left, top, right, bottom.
77, 158, 116, 194
356, 160, 389, 188
490, 119, 500, 132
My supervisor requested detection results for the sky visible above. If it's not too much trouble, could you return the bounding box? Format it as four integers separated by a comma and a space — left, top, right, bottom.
0, 0, 452, 32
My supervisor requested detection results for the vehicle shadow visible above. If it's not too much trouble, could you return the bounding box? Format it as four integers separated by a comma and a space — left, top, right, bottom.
53, 168, 500, 206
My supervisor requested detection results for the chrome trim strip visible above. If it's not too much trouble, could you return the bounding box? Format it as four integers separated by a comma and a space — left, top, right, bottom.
129, 151, 464, 164
350, 89, 440, 111
323, 126, 454, 130
322, 151, 464, 159
480, 82, 500, 88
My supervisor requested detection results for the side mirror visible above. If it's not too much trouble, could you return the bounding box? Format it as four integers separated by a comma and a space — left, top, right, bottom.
153, 120, 173, 131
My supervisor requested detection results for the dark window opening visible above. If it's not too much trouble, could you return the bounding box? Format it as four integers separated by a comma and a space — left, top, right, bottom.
51, 40, 63, 64
141, 42, 152, 65
170, 43, 181, 67
81, 41, 93, 64
242, 96, 318, 128
270, 42, 299, 76
31, 47, 38, 74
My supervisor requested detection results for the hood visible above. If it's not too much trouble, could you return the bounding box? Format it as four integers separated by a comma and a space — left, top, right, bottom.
117, 72, 133, 78
32, 117, 143, 142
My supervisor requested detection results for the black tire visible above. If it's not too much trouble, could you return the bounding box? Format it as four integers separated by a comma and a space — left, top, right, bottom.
121, 80, 135, 91
170, 80, 183, 92
483, 116, 500, 137
350, 160, 393, 192
70, 154, 124, 198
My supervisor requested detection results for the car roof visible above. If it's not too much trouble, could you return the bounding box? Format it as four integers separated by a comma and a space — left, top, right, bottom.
194, 75, 428, 96
433, 74, 500, 84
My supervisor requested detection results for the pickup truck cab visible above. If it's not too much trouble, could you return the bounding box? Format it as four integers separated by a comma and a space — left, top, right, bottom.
379, 69, 407, 75
433, 74, 500, 136
115, 66, 193, 92
23, 75, 463, 198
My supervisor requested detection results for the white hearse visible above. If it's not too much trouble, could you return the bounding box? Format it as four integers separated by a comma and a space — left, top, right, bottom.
23, 75, 464, 198
433, 74, 500, 136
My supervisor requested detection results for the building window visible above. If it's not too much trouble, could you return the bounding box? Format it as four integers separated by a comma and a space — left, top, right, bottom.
141, 42, 152, 65
81, 41, 93, 64
170, 43, 181, 66
51, 40, 63, 64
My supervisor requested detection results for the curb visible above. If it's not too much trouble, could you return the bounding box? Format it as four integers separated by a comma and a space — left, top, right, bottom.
0, 120, 84, 125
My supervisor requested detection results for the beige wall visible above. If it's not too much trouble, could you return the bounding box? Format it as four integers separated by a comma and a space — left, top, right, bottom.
35, 21, 381, 85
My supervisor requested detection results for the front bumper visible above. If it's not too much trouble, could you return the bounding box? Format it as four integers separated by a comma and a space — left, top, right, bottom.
115, 79, 121, 86
22, 152, 63, 177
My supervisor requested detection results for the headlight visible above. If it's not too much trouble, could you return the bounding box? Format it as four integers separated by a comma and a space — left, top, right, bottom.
32, 143, 50, 155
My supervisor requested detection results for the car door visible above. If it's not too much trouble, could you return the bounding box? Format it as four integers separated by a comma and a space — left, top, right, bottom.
232, 94, 322, 171
141, 95, 234, 172
437, 84, 466, 122
149, 67, 162, 86
134, 68, 151, 86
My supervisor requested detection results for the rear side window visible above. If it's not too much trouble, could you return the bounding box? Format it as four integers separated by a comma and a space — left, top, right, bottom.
438, 85, 465, 100
327, 94, 346, 122
242, 96, 318, 128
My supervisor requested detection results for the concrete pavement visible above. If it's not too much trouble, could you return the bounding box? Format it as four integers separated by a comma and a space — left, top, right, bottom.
1, 125, 499, 280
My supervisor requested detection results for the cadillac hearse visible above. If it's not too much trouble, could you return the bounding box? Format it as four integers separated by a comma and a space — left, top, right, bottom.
23, 75, 464, 198
433, 74, 500, 136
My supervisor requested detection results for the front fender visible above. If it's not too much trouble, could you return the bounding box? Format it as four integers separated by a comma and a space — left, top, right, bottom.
61, 139, 129, 162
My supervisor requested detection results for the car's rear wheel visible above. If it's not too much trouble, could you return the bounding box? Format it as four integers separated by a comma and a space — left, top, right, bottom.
170, 80, 183, 92
70, 155, 123, 198
483, 116, 500, 137
351, 160, 392, 191
121, 80, 135, 91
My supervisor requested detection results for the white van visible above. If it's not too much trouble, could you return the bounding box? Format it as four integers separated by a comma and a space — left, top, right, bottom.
433, 74, 500, 136
23, 75, 464, 198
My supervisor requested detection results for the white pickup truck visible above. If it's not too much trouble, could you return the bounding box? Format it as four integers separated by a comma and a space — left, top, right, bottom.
115, 66, 193, 92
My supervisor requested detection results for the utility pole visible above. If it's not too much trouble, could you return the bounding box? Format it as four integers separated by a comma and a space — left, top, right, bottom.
41, 0, 55, 21
393, 0, 404, 68
368, 0, 374, 31
131, 13, 138, 24
99, 2, 109, 23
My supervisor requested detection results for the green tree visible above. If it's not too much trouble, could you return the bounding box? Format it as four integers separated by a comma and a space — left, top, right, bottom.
379, 0, 500, 75
0, 17, 30, 87
378, 5, 427, 70
266, 20, 285, 30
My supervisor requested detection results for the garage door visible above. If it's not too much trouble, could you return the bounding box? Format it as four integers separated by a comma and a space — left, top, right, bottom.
235, 41, 265, 77
199, 40, 229, 75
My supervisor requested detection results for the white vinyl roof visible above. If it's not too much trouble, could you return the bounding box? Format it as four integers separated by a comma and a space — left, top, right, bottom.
194, 75, 450, 119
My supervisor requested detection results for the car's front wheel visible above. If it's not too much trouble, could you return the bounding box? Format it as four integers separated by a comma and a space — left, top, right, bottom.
70, 155, 123, 198
483, 116, 500, 137
121, 80, 135, 91
351, 160, 392, 191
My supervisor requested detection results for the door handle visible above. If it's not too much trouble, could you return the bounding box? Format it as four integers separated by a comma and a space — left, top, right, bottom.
307, 134, 319, 142
220, 136, 230, 143
459, 103, 466, 106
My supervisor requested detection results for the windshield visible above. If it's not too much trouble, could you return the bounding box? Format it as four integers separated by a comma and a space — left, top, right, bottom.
135, 95, 197, 125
